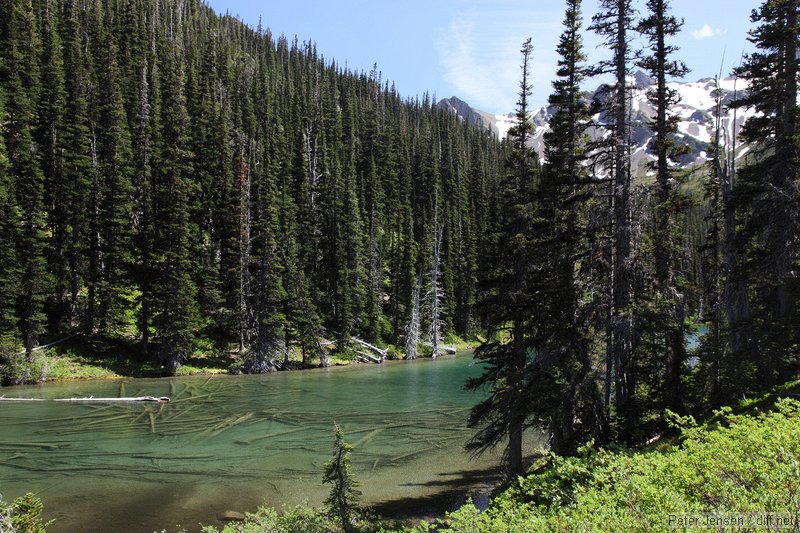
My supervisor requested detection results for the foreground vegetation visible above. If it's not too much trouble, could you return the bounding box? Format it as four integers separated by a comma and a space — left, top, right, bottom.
194, 382, 800, 533
0, 492, 51, 533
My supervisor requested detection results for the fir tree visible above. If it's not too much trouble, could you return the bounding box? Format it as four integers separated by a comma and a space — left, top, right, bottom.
0, 89, 20, 344
322, 424, 361, 533
533, 0, 605, 455
151, 44, 198, 375
732, 0, 799, 385
467, 38, 538, 475
1, 0, 49, 355
636, 0, 690, 417
590, 0, 637, 441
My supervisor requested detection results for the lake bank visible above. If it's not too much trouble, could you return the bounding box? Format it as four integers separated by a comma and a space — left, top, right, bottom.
1, 335, 479, 385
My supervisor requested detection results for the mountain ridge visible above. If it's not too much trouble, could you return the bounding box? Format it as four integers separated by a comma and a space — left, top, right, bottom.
437, 72, 755, 172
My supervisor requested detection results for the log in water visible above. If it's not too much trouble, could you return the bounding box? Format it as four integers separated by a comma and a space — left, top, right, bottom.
0, 352, 537, 533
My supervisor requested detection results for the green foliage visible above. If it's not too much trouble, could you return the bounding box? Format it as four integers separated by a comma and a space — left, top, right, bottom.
323, 424, 362, 533
199, 505, 339, 533
0, 0, 499, 375
0, 343, 49, 386
199, 504, 386, 533
427, 398, 800, 533
0, 492, 53, 533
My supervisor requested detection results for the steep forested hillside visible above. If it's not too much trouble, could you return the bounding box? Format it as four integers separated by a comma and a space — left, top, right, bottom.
0, 0, 502, 377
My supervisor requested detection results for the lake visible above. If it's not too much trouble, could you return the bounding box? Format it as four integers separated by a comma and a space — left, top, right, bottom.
0, 352, 518, 532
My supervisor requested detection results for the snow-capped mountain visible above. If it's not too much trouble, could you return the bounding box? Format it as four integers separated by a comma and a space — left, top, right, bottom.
437, 72, 756, 174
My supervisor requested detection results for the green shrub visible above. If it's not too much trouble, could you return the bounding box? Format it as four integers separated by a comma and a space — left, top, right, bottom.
430, 398, 800, 533
0, 341, 49, 386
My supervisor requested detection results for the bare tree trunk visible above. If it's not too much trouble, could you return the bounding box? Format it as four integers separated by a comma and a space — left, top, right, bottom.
720, 77, 751, 366
405, 273, 421, 360
429, 194, 444, 358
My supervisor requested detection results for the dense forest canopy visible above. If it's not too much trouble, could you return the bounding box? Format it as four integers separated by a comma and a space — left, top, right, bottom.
1, 0, 798, 474
465, 0, 799, 472
0, 0, 503, 375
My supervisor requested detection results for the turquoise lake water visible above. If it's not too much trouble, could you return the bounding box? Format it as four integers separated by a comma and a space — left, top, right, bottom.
0, 353, 519, 532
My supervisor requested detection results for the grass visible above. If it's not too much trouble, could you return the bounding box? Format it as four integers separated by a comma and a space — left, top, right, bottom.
3, 332, 481, 385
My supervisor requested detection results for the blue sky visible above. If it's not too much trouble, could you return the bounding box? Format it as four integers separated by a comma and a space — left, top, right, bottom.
206, 0, 757, 114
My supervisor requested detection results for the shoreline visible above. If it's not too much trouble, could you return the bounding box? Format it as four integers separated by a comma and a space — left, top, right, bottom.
1, 342, 480, 390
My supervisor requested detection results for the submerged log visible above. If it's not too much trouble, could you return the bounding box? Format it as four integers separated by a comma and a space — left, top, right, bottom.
0, 395, 171, 403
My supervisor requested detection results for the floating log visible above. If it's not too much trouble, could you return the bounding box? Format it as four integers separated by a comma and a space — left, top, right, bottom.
0, 395, 170, 403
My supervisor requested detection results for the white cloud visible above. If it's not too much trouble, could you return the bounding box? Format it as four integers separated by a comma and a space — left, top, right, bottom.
435, 4, 564, 113
692, 24, 725, 40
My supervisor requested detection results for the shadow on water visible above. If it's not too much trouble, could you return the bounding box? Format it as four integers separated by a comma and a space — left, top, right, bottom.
370, 465, 503, 520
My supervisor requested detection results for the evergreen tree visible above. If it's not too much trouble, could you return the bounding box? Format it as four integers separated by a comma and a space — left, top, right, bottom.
467, 38, 538, 475
0, 90, 20, 344
59, 0, 94, 330
151, 45, 198, 375
590, 0, 637, 441
1, 0, 49, 355
732, 0, 800, 385
322, 424, 361, 533
88, 3, 135, 337
636, 0, 690, 417
532, 0, 605, 455
34, 0, 67, 329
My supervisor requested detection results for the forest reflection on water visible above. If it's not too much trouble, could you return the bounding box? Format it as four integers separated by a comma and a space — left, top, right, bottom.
0, 352, 531, 532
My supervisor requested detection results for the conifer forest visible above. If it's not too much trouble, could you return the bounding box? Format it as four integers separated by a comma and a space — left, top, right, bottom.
1, 0, 799, 528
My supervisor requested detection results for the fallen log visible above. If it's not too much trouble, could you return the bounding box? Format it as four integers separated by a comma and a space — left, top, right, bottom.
0, 395, 171, 403
354, 350, 383, 363
351, 337, 388, 357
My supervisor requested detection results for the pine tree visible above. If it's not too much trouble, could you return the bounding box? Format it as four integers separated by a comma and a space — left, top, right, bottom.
636, 0, 690, 416
322, 424, 361, 533
732, 0, 799, 384
88, 3, 135, 337
1, 0, 49, 355
151, 44, 198, 375
467, 38, 538, 475
0, 89, 21, 345
60, 0, 94, 330
590, 0, 637, 441
34, 0, 67, 329
533, 0, 605, 455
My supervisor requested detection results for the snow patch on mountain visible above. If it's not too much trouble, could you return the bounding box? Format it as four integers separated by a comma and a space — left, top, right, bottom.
438, 73, 757, 173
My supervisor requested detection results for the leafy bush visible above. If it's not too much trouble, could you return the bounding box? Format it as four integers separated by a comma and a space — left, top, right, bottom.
429, 398, 800, 532
0, 341, 49, 386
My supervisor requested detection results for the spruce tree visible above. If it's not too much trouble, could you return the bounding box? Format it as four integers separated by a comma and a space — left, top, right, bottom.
88, 3, 135, 337
733, 0, 799, 384
60, 0, 94, 329
636, 0, 690, 416
0, 90, 20, 345
590, 0, 637, 441
1, 0, 49, 355
322, 424, 361, 533
533, 0, 605, 455
151, 44, 198, 375
467, 38, 537, 474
